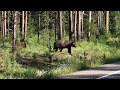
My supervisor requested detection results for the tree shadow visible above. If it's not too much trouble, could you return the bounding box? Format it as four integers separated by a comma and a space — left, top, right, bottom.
57, 73, 120, 79
16, 52, 59, 70
57, 74, 104, 79
106, 40, 120, 48
91, 59, 120, 71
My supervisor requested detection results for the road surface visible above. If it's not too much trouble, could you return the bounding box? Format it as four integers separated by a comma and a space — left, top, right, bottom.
58, 61, 120, 79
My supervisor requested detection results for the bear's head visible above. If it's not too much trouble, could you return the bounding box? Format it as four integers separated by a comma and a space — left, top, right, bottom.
71, 41, 76, 47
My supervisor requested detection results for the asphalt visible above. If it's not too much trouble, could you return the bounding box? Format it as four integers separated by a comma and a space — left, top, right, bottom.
58, 61, 120, 79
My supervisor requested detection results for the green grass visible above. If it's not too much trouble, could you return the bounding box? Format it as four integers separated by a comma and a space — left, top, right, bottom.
1, 31, 120, 79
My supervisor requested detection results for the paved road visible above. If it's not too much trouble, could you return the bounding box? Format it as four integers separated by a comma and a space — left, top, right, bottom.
58, 61, 120, 79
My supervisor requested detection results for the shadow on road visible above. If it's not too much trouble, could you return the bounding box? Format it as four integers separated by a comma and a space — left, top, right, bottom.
58, 74, 104, 79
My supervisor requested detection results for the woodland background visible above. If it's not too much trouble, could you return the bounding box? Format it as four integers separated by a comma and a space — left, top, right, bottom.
0, 11, 120, 79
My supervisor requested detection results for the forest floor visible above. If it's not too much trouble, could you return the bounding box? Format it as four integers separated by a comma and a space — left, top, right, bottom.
0, 36, 120, 79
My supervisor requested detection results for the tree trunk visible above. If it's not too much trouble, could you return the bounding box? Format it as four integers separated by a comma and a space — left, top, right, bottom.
12, 11, 17, 51
60, 11, 62, 39
88, 11, 92, 41
55, 11, 57, 42
0, 12, 2, 38
106, 11, 109, 33
24, 11, 27, 47
99, 11, 102, 31
98, 11, 102, 33
58, 11, 62, 40
69, 11, 73, 40
77, 11, 81, 41
38, 12, 40, 42
22, 11, 24, 40
68, 11, 73, 55
81, 11, 84, 40
97, 11, 100, 33
7, 11, 10, 37
4, 11, 6, 40
46, 11, 52, 63
74, 11, 77, 42
63, 11, 66, 38
20, 11, 22, 41
2, 11, 5, 47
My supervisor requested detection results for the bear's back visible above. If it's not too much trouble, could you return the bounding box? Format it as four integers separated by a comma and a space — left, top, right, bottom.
55, 39, 73, 48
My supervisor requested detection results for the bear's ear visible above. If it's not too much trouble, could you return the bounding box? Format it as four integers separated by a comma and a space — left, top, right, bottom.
70, 39, 74, 42
71, 41, 74, 44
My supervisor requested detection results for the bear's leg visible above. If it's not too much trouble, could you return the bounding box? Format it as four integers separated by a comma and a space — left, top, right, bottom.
68, 47, 71, 55
60, 48, 63, 52
55, 48, 58, 52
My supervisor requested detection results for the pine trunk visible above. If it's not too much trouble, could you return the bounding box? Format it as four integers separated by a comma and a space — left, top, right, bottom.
98, 11, 102, 33
69, 11, 73, 40
81, 11, 84, 40
74, 11, 77, 42
38, 13, 40, 42
55, 11, 57, 41
24, 11, 27, 47
4, 11, 6, 40
88, 11, 92, 41
2, 11, 5, 47
106, 11, 109, 33
22, 11, 24, 40
12, 11, 17, 51
7, 11, 10, 37
58, 11, 62, 40
77, 11, 81, 41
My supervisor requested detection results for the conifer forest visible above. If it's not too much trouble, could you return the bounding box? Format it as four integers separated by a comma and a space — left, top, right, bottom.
0, 11, 120, 79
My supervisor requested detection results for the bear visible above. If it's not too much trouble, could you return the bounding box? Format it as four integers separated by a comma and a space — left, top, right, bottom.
53, 39, 76, 55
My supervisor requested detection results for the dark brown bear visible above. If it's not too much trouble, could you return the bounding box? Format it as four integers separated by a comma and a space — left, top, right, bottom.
53, 39, 76, 55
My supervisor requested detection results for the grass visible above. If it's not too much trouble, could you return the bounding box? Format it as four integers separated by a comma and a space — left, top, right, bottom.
0, 32, 120, 79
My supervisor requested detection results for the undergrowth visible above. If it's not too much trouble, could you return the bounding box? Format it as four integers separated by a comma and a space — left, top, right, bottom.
0, 31, 120, 79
